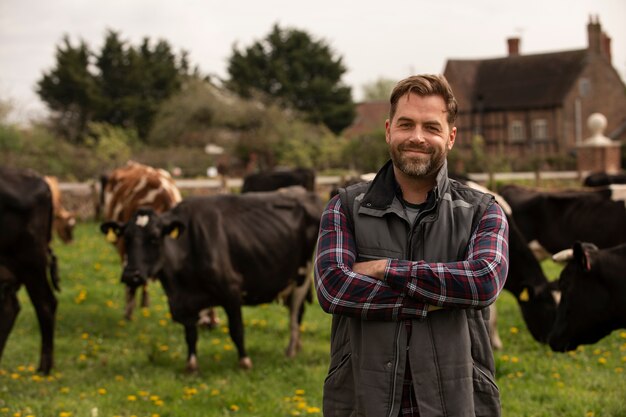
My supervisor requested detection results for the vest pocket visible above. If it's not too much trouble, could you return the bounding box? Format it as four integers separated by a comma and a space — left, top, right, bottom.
324, 352, 355, 417
472, 362, 501, 417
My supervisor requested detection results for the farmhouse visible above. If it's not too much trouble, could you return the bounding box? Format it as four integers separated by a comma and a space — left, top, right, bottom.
443, 16, 626, 161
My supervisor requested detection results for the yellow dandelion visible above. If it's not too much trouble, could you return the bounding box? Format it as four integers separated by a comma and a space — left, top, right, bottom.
511, 357, 519, 363
81, 333, 89, 340
620, 331, 626, 339
0, 369, 6, 376
13, 413, 21, 417
593, 348, 602, 355
223, 345, 233, 351
295, 389, 305, 395
291, 412, 301, 416
10, 373, 20, 380
117, 320, 126, 327
598, 357, 607, 365
138, 390, 149, 397
127, 395, 137, 401
93, 262, 102, 271
556, 381, 565, 388
159, 345, 169, 352
552, 373, 560, 379
97, 388, 106, 395
622, 356, 626, 363
154, 400, 164, 406
211, 338, 221, 345
31, 375, 42, 382
1, 407, 9, 412
152, 415, 160, 417
105, 300, 114, 308
115, 375, 124, 381
297, 402, 308, 410
141, 308, 150, 317
500, 355, 510, 362
27, 365, 35, 372
229, 404, 240, 412
211, 389, 220, 396
158, 319, 167, 326
150, 395, 160, 401
78, 354, 87, 362
586, 412, 595, 417
509, 327, 519, 334
17, 365, 25, 372
306, 407, 321, 414
615, 367, 624, 373
59, 412, 73, 417
60, 387, 70, 393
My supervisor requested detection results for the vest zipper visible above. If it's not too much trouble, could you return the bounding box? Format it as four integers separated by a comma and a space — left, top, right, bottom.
386, 322, 403, 417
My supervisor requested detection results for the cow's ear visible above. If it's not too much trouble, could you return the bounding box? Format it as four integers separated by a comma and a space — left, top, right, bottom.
573, 241, 592, 271
162, 220, 185, 240
100, 222, 124, 243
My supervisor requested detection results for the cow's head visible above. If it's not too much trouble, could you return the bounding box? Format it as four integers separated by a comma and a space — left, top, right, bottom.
516, 280, 559, 343
548, 242, 615, 352
100, 208, 184, 289
54, 210, 76, 243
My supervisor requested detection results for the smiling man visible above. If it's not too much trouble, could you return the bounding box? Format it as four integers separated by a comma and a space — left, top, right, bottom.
314, 74, 509, 417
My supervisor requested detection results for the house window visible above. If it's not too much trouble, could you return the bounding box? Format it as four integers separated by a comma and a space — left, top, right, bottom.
579, 78, 591, 97
532, 119, 548, 140
509, 120, 525, 142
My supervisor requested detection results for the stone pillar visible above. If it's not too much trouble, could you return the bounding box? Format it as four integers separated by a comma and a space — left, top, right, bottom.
577, 113, 621, 175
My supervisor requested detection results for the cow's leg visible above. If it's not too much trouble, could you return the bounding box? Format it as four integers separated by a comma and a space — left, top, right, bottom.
223, 305, 251, 369
489, 304, 503, 351
0, 291, 20, 365
124, 285, 138, 320
285, 277, 311, 358
198, 307, 220, 329
184, 324, 199, 373
23, 266, 57, 374
140, 283, 149, 308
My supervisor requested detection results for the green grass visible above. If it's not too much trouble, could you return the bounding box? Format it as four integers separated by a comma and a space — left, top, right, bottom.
1, 222, 625, 417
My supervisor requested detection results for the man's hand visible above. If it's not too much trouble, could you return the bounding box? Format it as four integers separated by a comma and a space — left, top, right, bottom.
352, 259, 388, 280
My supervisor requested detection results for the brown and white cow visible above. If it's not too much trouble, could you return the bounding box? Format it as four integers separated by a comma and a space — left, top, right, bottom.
102, 161, 186, 320
43, 176, 76, 244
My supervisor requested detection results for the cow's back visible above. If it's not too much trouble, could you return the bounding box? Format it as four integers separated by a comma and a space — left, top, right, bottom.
103, 161, 182, 223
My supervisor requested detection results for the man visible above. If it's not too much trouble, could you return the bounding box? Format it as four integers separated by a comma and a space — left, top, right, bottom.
314, 74, 509, 417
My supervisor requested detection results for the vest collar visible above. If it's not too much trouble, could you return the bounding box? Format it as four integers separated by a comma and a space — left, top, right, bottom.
361, 159, 450, 210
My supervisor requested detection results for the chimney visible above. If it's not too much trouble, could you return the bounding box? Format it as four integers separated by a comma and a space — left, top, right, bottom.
587, 14, 602, 54
601, 32, 612, 63
507, 37, 520, 56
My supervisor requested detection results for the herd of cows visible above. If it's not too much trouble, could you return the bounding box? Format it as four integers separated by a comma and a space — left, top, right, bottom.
1, 162, 625, 376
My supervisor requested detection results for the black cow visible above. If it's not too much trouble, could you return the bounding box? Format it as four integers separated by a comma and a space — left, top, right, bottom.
100, 187, 322, 371
464, 180, 557, 346
549, 241, 626, 352
498, 184, 626, 254
583, 171, 626, 187
0, 167, 59, 374
241, 168, 315, 193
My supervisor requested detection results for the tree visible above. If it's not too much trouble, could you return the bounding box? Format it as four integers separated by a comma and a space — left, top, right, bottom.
361, 77, 397, 101
37, 31, 192, 143
226, 24, 355, 134
36, 36, 98, 142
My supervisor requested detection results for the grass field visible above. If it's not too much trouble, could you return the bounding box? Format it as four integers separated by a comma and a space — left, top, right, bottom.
1, 222, 625, 417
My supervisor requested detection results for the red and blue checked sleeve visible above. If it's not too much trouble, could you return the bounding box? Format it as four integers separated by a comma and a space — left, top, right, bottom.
384, 202, 509, 309
314, 195, 509, 320
314, 195, 427, 320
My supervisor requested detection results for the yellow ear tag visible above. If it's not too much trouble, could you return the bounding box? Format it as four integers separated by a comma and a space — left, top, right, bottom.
106, 228, 117, 243
519, 288, 530, 302
169, 227, 179, 239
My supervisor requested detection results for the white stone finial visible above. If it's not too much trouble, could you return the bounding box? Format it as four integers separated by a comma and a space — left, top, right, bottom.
583, 112, 612, 146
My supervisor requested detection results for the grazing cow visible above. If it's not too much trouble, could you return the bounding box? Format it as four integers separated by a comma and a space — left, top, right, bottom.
498, 184, 626, 254
102, 161, 184, 320
241, 167, 316, 193
0, 167, 59, 374
583, 171, 626, 187
462, 180, 558, 347
100, 187, 323, 371
43, 176, 76, 243
549, 241, 626, 352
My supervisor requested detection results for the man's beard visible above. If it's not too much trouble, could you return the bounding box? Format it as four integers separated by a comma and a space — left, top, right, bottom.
389, 142, 447, 178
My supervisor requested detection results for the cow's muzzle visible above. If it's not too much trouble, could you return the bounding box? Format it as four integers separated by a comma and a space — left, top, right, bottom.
121, 269, 147, 288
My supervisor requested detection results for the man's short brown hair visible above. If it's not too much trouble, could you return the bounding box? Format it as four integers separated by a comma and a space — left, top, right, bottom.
389, 74, 458, 125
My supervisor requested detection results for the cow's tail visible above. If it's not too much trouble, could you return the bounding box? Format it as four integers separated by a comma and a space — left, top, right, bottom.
48, 247, 60, 292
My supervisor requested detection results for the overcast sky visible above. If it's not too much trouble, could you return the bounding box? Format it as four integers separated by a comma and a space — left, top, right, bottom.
1, 0, 624, 124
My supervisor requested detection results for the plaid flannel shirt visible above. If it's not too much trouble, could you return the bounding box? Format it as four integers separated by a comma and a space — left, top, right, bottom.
314, 193, 509, 321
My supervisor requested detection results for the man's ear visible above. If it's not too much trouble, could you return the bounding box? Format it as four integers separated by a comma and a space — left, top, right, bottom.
161, 220, 185, 240
100, 221, 124, 243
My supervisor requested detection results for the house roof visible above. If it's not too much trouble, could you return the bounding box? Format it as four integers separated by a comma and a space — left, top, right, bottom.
445, 49, 589, 111
342, 100, 389, 138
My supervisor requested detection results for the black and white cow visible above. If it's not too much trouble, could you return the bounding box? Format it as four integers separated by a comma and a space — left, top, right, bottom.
549, 241, 626, 352
241, 168, 316, 193
0, 167, 59, 374
464, 180, 558, 347
498, 184, 626, 254
100, 187, 323, 371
